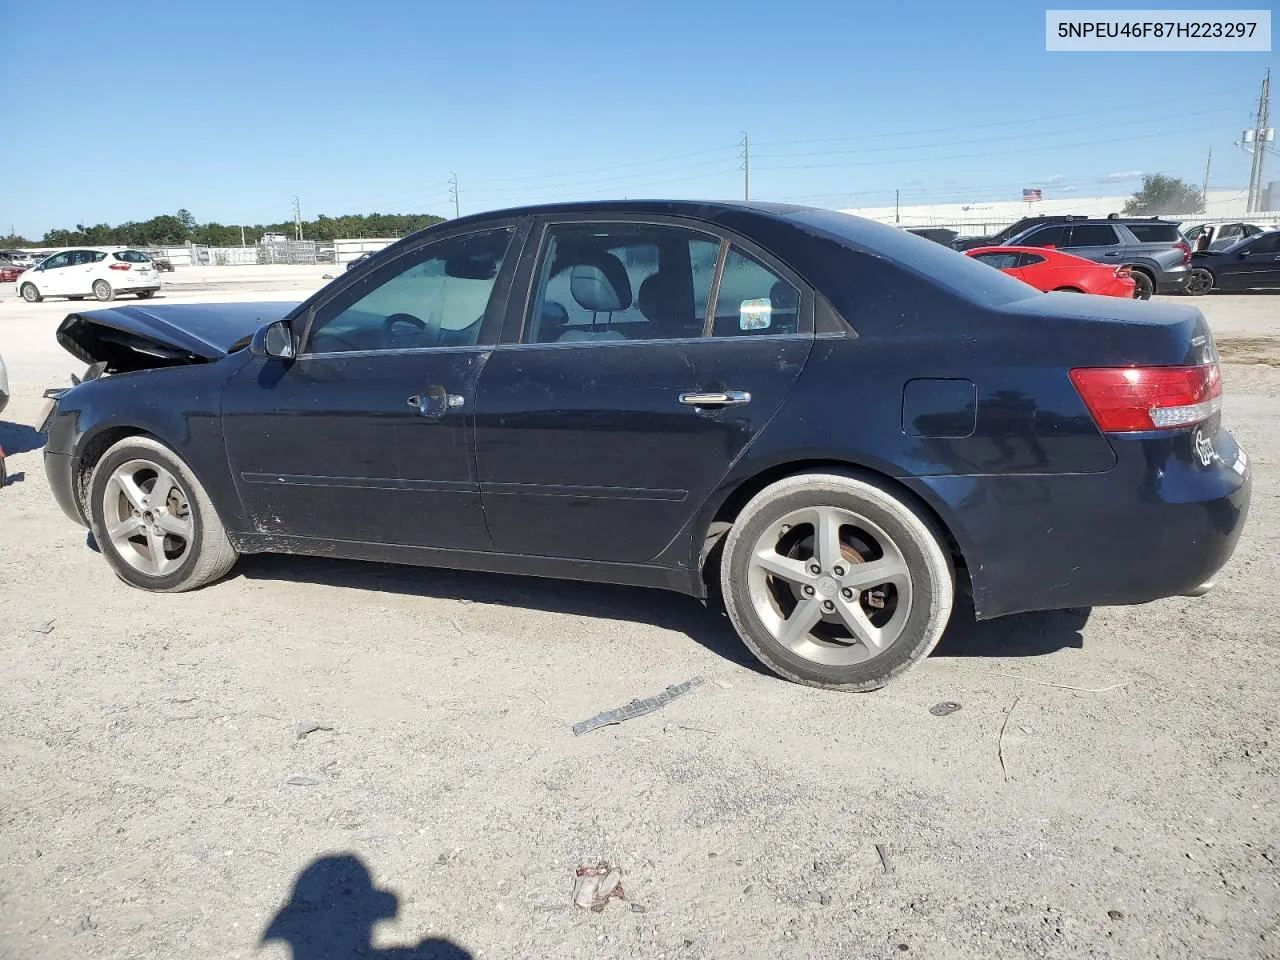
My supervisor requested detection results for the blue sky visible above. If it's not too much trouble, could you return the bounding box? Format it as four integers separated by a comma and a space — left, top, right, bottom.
0, 0, 1274, 237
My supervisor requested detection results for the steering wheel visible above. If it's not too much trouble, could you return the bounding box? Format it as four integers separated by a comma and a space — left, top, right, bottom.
381, 312, 439, 349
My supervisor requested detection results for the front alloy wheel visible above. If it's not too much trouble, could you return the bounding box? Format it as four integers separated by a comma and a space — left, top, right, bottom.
1184, 268, 1213, 296
102, 458, 195, 577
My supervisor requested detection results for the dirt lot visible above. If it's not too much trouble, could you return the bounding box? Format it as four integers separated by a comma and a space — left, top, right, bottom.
1, 271, 1278, 960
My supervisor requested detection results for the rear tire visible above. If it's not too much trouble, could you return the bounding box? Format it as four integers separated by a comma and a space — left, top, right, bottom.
20, 283, 41, 303
1184, 268, 1214, 296
87, 436, 238, 592
136, 290, 155, 299
93, 279, 114, 302
720, 472, 954, 691
1129, 270, 1154, 300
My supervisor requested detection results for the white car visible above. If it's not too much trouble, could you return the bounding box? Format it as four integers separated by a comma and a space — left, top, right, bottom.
17, 248, 161, 303
1183, 221, 1275, 253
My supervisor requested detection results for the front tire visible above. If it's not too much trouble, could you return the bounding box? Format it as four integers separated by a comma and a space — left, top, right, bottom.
20, 283, 41, 303
1130, 270, 1154, 300
1184, 268, 1214, 296
720, 472, 954, 691
93, 279, 114, 301
87, 436, 238, 592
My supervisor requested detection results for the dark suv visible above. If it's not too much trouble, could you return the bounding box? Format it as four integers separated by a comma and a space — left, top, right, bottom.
999, 218, 1191, 299
950, 215, 1081, 253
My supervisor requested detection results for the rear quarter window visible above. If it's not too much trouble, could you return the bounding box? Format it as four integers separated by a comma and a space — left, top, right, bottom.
1125, 224, 1181, 243
114, 250, 152, 263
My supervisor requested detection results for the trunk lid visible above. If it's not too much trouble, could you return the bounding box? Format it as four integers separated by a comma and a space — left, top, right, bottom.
56, 301, 301, 372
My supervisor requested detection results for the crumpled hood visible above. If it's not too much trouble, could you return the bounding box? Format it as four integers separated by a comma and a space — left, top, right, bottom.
56, 301, 301, 372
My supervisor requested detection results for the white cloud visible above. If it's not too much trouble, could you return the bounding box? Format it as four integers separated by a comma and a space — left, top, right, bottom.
1058, 185, 1080, 193
1043, 174, 1068, 185
1100, 170, 1144, 183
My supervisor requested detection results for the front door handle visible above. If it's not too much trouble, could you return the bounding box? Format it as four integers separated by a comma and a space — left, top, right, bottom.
679, 390, 751, 407
407, 388, 465, 418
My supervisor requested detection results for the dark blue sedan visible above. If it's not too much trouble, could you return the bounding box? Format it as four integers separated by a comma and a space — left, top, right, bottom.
40, 201, 1250, 690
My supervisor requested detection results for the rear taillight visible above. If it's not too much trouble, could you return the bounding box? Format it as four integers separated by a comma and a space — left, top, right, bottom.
1115, 266, 1132, 278
108, 263, 131, 271
1070, 364, 1222, 432
1174, 241, 1191, 265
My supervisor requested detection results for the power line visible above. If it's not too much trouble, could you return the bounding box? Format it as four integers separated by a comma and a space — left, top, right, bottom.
755, 126, 1217, 173
752, 86, 1254, 147
753, 106, 1230, 161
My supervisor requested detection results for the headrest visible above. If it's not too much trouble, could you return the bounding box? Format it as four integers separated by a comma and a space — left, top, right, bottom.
637, 272, 681, 321
769, 280, 798, 310
570, 251, 631, 312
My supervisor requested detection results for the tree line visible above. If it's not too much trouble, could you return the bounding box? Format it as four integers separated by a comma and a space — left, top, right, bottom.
1, 210, 447, 249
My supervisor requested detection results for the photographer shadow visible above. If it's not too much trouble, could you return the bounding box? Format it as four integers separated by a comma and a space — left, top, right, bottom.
262, 854, 470, 960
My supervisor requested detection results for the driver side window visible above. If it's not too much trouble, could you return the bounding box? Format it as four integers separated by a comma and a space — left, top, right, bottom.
304, 228, 514, 354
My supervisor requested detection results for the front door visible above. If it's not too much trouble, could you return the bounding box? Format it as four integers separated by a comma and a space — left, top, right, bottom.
475, 219, 812, 563
1227, 231, 1280, 288
36, 250, 76, 296
222, 223, 524, 550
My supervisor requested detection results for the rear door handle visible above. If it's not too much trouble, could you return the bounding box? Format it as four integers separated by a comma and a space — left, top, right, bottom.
679, 390, 751, 407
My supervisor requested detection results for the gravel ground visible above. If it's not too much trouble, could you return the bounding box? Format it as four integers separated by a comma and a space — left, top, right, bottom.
1, 271, 1278, 960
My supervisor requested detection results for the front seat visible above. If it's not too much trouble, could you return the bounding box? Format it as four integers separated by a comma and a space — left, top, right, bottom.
636, 272, 699, 339
559, 251, 632, 342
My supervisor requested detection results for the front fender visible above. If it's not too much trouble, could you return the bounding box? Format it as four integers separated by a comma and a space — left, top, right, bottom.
47, 357, 249, 531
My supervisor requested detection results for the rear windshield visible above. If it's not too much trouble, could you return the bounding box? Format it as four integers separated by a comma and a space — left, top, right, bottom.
114, 250, 152, 263
785, 209, 1036, 306
1125, 223, 1181, 243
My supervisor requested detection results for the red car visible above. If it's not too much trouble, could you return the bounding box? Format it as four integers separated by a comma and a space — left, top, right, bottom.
966, 245, 1137, 298
0, 263, 23, 283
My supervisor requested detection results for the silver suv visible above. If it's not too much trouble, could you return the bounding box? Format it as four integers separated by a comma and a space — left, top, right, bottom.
1000, 218, 1191, 299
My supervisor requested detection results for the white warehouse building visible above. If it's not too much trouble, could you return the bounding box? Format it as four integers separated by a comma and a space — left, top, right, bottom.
839, 187, 1279, 238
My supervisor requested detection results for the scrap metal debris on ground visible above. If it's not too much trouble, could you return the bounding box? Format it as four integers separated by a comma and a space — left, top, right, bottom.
876, 843, 894, 874
573, 862, 625, 911
571, 677, 704, 736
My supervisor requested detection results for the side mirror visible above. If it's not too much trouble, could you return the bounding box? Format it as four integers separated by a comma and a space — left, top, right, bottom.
250, 319, 296, 360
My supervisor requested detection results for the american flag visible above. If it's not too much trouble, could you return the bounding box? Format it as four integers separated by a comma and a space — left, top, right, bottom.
1022, 188, 1042, 202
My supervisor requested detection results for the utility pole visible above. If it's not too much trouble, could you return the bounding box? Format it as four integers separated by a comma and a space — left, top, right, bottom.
1201, 146, 1212, 203
240, 225, 246, 247
1244, 69, 1272, 212
449, 173, 460, 218
739, 131, 750, 201
895, 189, 900, 225
292, 196, 303, 241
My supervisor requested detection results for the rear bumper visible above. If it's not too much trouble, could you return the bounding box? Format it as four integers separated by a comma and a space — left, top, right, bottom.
44, 450, 87, 526
915, 427, 1251, 619
1156, 264, 1191, 294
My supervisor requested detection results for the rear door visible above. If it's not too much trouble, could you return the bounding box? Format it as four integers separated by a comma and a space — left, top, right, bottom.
1061, 223, 1123, 264
222, 222, 526, 549
474, 217, 812, 563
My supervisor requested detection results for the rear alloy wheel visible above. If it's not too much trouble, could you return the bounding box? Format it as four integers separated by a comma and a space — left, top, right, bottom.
93, 279, 114, 302
88, 436, 238, 592
721, 472, 954, 691
1130, 271, 1154, 300
1184, 268, 1214, 296
20, 283, 41, 303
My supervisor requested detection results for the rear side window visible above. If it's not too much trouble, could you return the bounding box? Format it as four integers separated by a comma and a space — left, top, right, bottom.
711, 247, 800, 338
1064, 224, 1119, 247
114, 250, 152, 263
1018, 225, 1066, 247
1125, 223, 1181, 243
526, 222, 719, 344
971, 251, 1020, 270
1017, 253, 1047, 267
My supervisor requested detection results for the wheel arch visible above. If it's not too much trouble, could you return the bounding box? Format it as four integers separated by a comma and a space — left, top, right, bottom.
695, 457, 970, 592
73, 424, 158, 519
